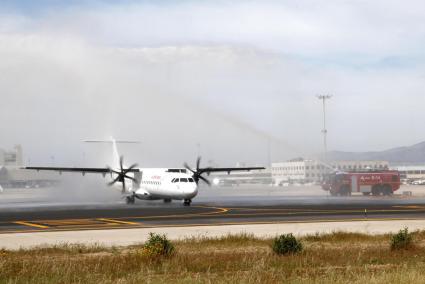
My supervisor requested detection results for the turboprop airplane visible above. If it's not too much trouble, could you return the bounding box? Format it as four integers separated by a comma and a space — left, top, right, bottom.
23, 139, 265, 206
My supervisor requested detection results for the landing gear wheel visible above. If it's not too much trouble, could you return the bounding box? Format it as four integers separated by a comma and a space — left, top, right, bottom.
163, 198, 172, 203
126, 195, 135, 204
362, 192, 371, 196
183, 199, 192, 206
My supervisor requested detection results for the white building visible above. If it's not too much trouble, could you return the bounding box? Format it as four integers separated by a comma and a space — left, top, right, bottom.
271, 159, 389, 185
390, 165, 425, 180
0, 145, 59, 188
0, 145, 23, 167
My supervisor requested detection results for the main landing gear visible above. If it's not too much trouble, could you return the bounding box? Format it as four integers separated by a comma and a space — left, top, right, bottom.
163, 198, 172, 203
126, 195, 135, 204
183, 199, 192, 206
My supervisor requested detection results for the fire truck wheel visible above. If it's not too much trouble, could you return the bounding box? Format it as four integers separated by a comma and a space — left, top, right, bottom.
383, 185, 393, 196
372, 186, 382, 196
341, 186, 351, 196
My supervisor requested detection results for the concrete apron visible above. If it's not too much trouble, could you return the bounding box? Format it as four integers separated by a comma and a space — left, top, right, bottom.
0, 219, 424, 250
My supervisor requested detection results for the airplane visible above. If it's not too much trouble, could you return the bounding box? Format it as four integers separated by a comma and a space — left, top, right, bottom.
23, 139, 265, 206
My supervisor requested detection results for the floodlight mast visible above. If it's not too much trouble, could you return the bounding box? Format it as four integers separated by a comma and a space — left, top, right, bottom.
317, 95, 332, 162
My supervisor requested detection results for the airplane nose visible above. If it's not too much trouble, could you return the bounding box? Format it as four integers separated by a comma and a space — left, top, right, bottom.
183, 184, 198, 198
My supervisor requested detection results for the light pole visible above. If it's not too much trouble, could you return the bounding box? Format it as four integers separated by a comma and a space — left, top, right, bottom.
317, 95, 332, 162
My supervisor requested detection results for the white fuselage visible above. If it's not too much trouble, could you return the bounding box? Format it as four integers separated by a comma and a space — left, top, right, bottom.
117, 168, 198, 201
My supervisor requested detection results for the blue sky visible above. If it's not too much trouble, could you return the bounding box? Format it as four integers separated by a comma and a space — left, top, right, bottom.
3, 0, 425, 69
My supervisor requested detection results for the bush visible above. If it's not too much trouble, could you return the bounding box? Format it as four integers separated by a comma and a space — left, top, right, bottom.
141, 233, 175, 258
272, 233, 303, 255
391, 227, 413, 250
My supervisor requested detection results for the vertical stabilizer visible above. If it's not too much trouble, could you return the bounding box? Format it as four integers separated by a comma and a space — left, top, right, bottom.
84, 138, 140, 169
111, 137, 120, 168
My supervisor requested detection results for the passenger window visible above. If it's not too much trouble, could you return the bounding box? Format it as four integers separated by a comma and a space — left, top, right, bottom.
392, 175, 398, 182
181, 178, 188, 182
188, 178, 194, 182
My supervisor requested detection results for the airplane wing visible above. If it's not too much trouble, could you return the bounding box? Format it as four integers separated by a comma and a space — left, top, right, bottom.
23, 167, 140, 176
199, 167, 265, 175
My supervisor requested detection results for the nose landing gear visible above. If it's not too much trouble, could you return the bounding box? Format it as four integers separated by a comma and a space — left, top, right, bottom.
183, 199, 192, 206
126, 195, 135, 204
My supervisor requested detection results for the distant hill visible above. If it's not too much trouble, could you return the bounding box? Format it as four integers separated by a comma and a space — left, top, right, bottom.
325, 141, 425, 163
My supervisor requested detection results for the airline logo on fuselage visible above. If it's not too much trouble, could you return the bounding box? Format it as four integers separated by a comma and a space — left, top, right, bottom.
359, 175, 382, 182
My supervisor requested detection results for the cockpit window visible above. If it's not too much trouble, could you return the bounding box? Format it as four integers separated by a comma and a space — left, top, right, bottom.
188, 178, 194, 182
180, 178, 188, 182
167, 169, 188, 173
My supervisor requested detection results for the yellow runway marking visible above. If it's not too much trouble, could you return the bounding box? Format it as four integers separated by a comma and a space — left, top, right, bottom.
107, 205, 230, 221
14, 221, 49, 229
97, 218, 139, 225
393, 205, 425, 209
194, 205, 229, 214
3, 216, 425, 234
41, 219, 104, 226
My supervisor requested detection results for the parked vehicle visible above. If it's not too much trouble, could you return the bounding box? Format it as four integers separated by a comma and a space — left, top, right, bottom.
322, 170, 401, 196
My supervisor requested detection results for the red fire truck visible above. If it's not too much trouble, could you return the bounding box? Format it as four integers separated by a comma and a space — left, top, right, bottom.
322, 170, 401, 196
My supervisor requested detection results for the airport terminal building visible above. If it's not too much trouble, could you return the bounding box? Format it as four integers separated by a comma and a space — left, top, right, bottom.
390, 165, 425, 180
0, 145, 59, 188
271, 159, 389, 185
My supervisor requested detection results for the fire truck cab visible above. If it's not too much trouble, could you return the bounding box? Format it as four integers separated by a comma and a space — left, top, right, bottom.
322, 170, 401, 196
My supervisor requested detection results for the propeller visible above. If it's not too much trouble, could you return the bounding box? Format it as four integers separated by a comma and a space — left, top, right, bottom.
107, 156, 138, 193
184, 156, 211, 186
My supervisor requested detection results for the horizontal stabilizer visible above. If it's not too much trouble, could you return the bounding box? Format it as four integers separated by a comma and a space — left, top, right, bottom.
84, 140, 140, 143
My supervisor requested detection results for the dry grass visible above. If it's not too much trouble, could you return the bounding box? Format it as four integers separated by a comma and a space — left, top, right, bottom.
1, 231, 425, 283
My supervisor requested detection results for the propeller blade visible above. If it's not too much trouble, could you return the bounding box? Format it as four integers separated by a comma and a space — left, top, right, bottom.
127, 163, 138, 170
196, 156, 201, 171
123, 174, 137, 182
119, 155, 124, 171
199, 175, 211, 186
108, 176, 121, 186
107, 166, 119, 174
123, 163, 138, 175
184, 162, 195, 173
107, 156, 138, 193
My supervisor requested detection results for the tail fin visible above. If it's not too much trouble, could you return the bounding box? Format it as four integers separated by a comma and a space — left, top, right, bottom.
84, 138, 140, 168
111, 137, 120, 168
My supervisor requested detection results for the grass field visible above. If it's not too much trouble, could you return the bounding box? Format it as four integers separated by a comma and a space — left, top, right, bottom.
1, 231, 425, 283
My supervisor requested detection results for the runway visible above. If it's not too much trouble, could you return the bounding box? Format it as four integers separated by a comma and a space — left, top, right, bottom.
1, 185, 425, 234
1, 202, 425, 234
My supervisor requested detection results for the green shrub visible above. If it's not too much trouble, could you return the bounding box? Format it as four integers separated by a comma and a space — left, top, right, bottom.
141, 233, 175, 258
391, 227, 413, 250
272, 233, 303, 255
